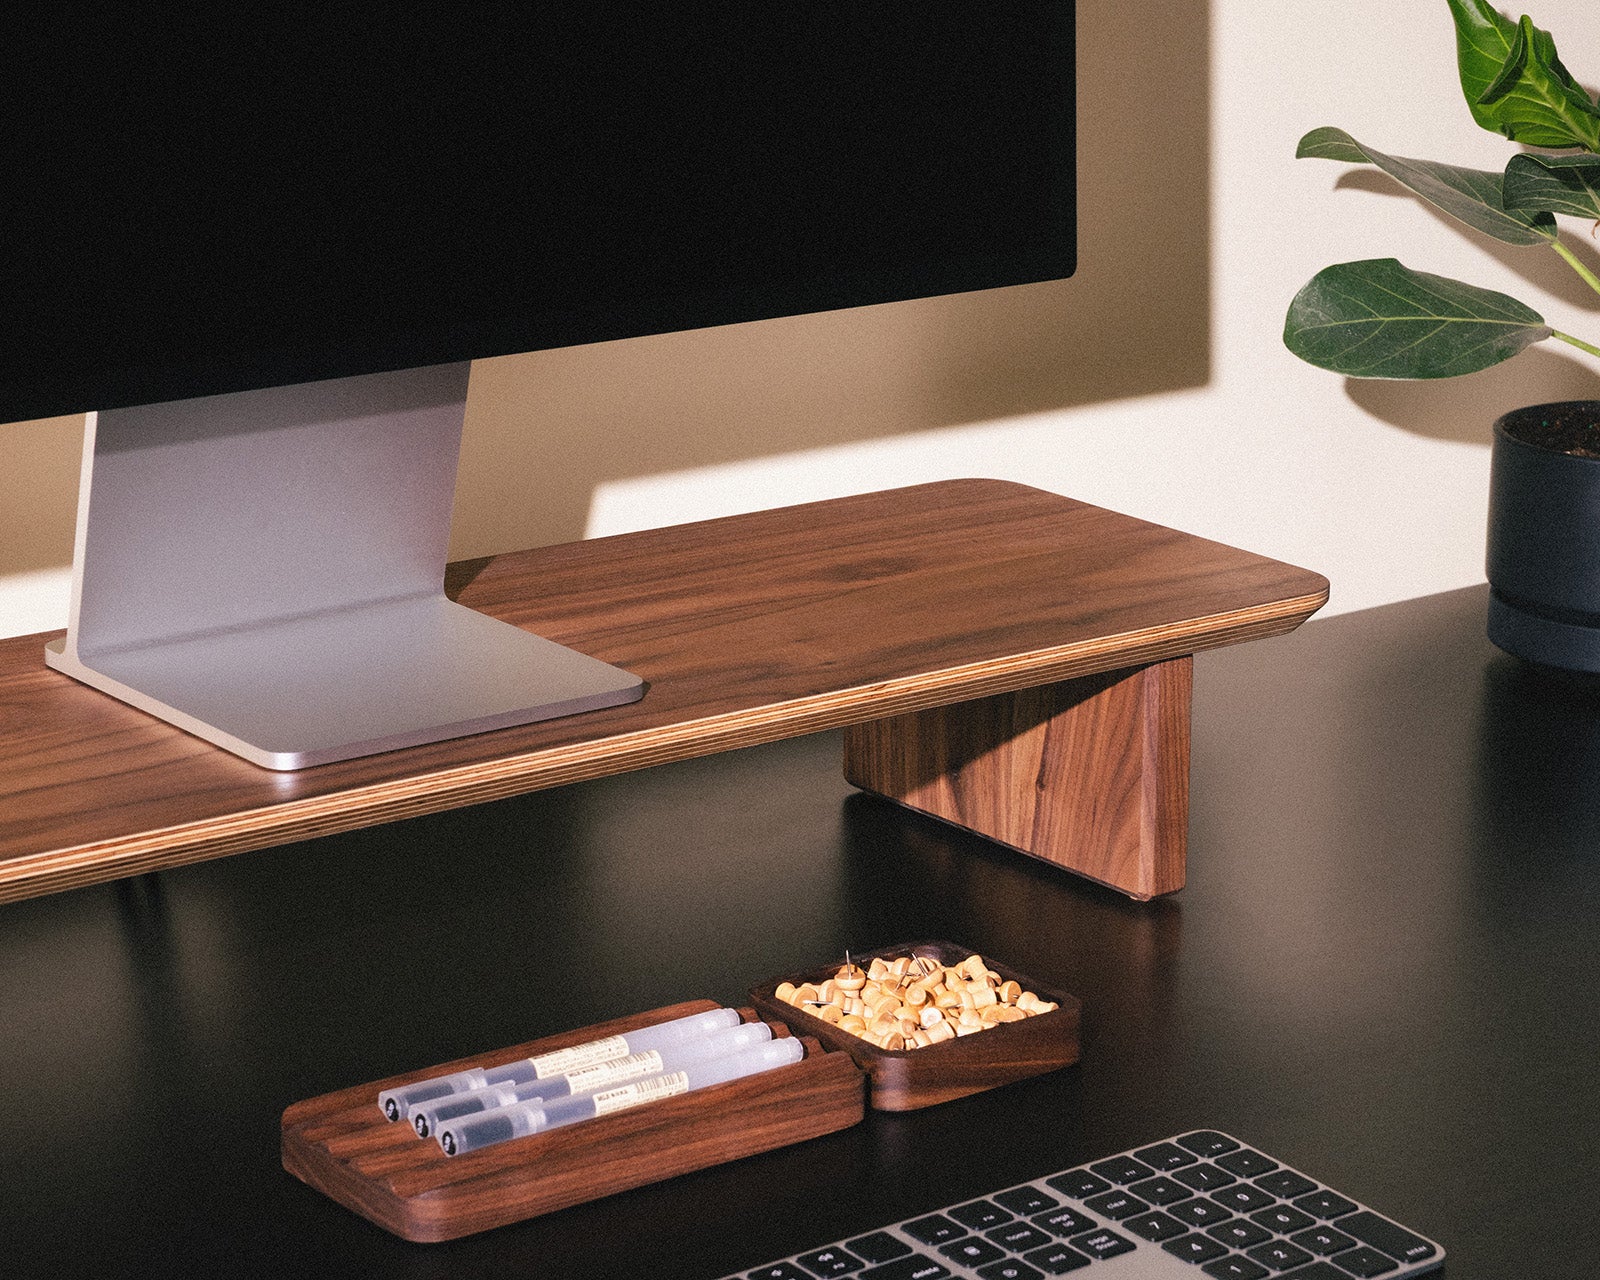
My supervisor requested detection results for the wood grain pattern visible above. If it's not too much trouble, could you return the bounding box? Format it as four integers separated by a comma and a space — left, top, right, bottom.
843, 659, 1192, 899
0, 480, 1328, 903
281, 1001, 865, 1242
749, 940, 1081, 1111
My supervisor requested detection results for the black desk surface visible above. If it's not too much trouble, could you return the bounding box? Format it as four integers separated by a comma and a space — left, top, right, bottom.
4, 585, 1597, 1277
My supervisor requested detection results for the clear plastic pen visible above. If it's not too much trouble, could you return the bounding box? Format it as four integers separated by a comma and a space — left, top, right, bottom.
411, 1020, 773, 1137
377, 1006, 741, 1121
438, 1036, 805, 1156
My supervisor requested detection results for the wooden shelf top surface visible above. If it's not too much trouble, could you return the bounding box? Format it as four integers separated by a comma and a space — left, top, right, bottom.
0, 480, 1328, 902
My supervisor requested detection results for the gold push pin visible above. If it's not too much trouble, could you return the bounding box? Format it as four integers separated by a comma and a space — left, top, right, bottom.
836, 948, 866, 992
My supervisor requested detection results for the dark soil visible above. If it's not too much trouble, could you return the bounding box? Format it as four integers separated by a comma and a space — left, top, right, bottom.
1504, 404, 1600, 459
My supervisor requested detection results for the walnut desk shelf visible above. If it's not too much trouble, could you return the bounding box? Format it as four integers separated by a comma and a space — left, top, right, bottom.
0, 480, 1327, 905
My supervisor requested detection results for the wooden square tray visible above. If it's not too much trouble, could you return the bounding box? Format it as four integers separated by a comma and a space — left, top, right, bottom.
750, 941, 1081, 1112
280, 999, 864, 1242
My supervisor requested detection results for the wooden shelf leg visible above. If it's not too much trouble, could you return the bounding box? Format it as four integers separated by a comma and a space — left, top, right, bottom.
842, 657, 1192, 900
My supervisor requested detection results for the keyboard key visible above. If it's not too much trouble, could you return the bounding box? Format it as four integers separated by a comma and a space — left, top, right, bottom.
1337, 1210, 1439, 1266
1022, 1242, 1091, 1274
950, 1200, 1014, 1231
1202, 1259, 1270, 1280
902, 1215, 966, 1247
1288, 1224, 1356, 1256
939, 1238, 1005, 1267
860, 1258, 952, 1280
1082, 1189, 1147, 1220
1067, 1228, 1135, 1261
975, 1262, 1043, 1280
1128, 1174, 1193, 1206
1206, 1218, 1271, 1249
1032, 1206, 1097, 1237
1175, 1162, 1238, 1193
1089, 1155, 1153, 1184
731, 1132, 1442, 1280
1331, 1245, 1400, 1276
1167, 1198, 1234, 1228
1292, 1189, 1358, 1220
1177, 1131, 1242, 1158
1162, 1232, 1229, 1264
1135, 1141, 1199, 1172
987, 1223, 1054, 1253
798, 1247, 863, 1277
1216, 1149, 1280, 1178
1251, 1204, 1314, 1234
994, 1186, 1059, 1217
848, 1233, 911, 1265
1045, 1169, 1110, 1199
1211, 1184, 1276, 1214
1255, 1169, 1318, 1199
1125, 1211, 1187, 1243
1245, 1239, 1313, 1271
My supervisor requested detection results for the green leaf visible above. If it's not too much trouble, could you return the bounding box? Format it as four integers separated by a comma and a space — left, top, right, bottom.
1477, 12, 1530, 104
1504, 151, 1600, 218
1296, 125, 1555, 245
1445, 0, 1600, 150
1284, 258, 1550, 378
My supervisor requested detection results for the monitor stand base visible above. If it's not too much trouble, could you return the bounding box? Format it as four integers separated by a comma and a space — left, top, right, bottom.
45, 363, 643, 770
45, 597, 645, 770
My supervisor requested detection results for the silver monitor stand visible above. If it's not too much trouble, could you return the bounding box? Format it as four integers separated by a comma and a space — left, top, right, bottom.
44, 362, 644, 769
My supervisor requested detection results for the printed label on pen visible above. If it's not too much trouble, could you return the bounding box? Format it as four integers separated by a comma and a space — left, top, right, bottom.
562, 1050, 665, 1093
589, 1071, 690, 1116
527, 1035, 630, 1078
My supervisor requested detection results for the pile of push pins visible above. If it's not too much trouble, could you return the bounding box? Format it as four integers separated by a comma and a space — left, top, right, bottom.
773, 951, 1058, 1051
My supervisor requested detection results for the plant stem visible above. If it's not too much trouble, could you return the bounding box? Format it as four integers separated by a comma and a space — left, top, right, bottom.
1551, 329, 1600, 360
1550, 239, 1600, 300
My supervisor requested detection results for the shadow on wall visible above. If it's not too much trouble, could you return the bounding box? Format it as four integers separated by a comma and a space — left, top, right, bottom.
450, 0, 1213, 557
0, 415, 82, 579
1347, 347, 1600, 445
1334, 170, 1600, 316
1329, 168, 1600, 445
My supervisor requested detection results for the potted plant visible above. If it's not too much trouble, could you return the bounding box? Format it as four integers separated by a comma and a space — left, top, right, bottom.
1283, 0, 1600, 670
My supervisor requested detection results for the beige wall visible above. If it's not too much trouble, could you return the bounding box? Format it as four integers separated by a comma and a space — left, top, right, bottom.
6, 1, 1599, 640
0, 415, 82, 578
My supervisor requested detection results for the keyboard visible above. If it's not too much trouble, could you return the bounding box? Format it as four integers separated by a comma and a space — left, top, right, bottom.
723, 1130, 1443, 1280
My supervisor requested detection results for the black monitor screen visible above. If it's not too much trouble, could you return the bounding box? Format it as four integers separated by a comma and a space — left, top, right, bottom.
6, 8, 1075, 421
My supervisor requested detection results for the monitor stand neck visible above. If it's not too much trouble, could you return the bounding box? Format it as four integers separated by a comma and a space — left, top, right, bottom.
44, 363, 643, 770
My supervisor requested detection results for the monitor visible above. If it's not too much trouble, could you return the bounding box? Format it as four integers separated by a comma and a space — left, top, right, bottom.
7, 9, 1077, 769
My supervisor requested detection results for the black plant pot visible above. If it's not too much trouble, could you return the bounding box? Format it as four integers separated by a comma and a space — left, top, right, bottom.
1487, 401, 1600, 671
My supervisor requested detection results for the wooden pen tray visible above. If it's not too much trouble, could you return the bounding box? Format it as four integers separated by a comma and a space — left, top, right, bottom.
280, 999, 864, 1243
751, 941, 1081, 1112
